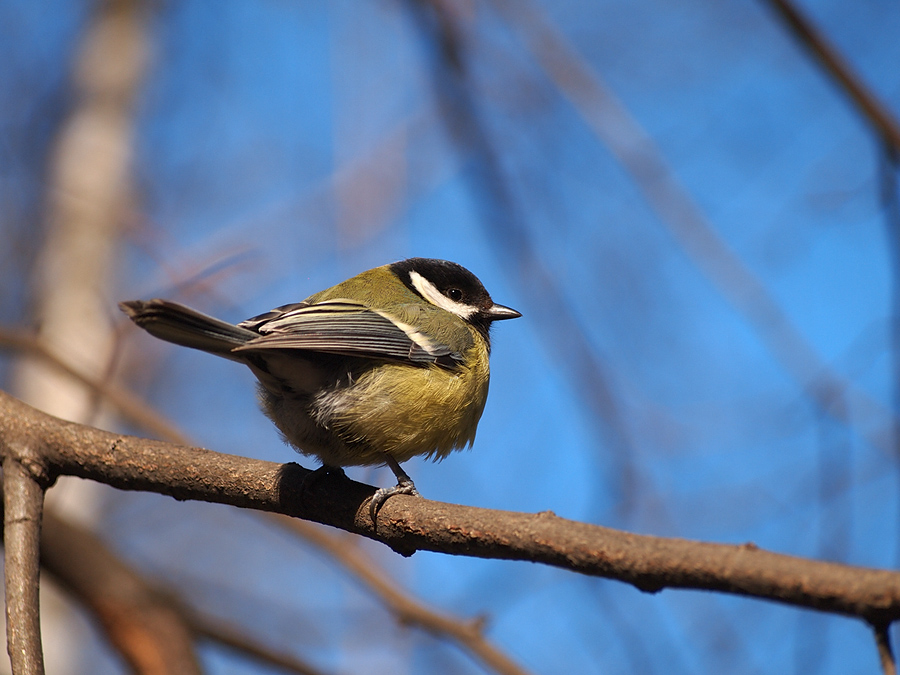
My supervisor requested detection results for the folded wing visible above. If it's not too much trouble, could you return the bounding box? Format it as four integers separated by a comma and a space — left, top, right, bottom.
234, 300, 462, 369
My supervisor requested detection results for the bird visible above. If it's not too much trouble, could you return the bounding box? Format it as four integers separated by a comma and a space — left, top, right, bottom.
120, 258, 520, 516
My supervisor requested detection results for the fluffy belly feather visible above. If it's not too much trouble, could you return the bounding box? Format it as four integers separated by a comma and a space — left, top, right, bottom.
259, 349, 490, 468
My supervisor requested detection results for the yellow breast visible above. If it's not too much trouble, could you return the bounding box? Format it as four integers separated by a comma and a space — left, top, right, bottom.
313, 333, 491, 465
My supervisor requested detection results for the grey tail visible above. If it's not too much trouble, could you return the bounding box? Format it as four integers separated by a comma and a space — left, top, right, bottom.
119, 299, 257, 361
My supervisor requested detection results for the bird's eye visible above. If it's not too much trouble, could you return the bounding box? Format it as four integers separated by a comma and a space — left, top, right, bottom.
447, 288, 463, 302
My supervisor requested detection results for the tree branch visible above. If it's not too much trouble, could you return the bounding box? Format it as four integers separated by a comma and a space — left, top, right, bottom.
2, 390, 900, 631
2, 453, 48, 675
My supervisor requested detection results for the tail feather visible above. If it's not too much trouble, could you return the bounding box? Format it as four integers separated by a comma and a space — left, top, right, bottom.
119, 299, 256, 361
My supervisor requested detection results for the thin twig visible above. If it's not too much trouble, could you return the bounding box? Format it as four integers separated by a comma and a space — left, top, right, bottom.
878, 144, 900, 569
408, 0, 641, 512
874, 622, 897, 675
268, 515, 533, 675
28, 498, 328, 675
0, 326, 190, 445
12, 0, 150, 427
2, 456, 47, 675
11, 485, 330, 675
188, 611, 330, 675
489, 0, 898, 459
39, 508, 203, 675
762, 0, 900, 154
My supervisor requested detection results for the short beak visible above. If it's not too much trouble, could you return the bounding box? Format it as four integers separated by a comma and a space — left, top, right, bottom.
486, 303, 521, 320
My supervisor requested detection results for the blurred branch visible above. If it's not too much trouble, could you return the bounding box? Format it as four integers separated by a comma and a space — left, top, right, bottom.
0, 325, 190, 445
5, 0, 162, 670
39, 509, 202, 675
127, 246, 264, 317
762, 0, 900, 155
881, 152, 900, 565
769, 0, 900, 591
188, 612, 329, 675
268, 515, 533, 675
407, 0, 641, 511
875, 622, 897, 675
0, 458, 331, 675
489, 0, 898, 458
37, 500, 328, 675
2, 392, 900, 636
3, 454, 48, 675
14, 0, 150, 424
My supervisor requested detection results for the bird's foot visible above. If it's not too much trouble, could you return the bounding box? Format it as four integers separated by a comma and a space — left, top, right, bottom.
370, 476, 420, 519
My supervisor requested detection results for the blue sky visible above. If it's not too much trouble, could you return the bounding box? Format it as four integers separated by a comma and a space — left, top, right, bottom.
3, 0, 900, 673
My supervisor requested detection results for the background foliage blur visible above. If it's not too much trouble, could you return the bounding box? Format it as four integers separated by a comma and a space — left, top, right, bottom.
2, 0, 900, 673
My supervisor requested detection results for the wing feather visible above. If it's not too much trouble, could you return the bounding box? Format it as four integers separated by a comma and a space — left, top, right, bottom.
233, 300, 462, 368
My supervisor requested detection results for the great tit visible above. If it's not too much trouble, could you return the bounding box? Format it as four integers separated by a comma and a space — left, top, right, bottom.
120, 258, 520, 515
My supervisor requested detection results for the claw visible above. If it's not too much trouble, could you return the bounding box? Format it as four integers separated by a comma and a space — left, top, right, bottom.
369, 478, 420, 518
370, 454, 422, 519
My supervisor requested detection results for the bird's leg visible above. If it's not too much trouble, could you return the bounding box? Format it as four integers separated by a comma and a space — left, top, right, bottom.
370, 454, 421, 518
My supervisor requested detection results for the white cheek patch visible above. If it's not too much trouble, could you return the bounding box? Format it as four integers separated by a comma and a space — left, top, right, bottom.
409, 270, 478, 319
